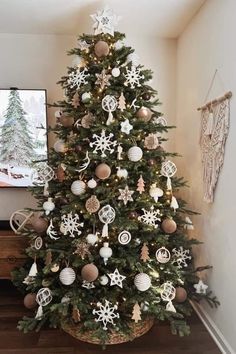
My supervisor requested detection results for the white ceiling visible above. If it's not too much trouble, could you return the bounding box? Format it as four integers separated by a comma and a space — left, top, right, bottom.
0, 0, 206, 37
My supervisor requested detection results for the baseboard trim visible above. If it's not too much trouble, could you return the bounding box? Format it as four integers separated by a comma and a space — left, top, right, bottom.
191, 301, 235, 354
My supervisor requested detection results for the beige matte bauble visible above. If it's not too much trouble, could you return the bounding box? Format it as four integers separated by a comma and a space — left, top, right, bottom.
81, 263, 99, 282
54, 139, 67, 153
59, 115, 74, 127
136, 106, 152, 122
23, 293, 37, 309
94, 40, 109, 57
161, 218, 177, 234
85, 195, 100, 213
175, 287, 187, 303
95, 163, 111, 180
31, 216, 49, 233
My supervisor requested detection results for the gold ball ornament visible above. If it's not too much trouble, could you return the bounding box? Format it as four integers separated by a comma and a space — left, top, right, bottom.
175, 287, 187, 303
59, 115, 74, 127
31, 216, 49, 233
81, 263, 99, 282
94, 41, 109, 57
95, 163, 111, 180
85, 195, 100, 213
24, 293, 37, 309
136, 107, 153, 122
161, 218, 177, 234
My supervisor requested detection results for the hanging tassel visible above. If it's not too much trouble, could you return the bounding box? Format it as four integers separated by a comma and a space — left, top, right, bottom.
43, 181, 49, 197
35, 305, 43, 319
171, 196, 179, 211
184, 216, 194, 230
204, 111, 214, 135
167, 176, 172, 190
166, 301, 176, 313
28, 261, 38, 277
106, 111, 114, 125
102, 223, 108, 238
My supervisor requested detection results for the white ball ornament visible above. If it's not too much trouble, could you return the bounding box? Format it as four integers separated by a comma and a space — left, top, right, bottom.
128, 146, 143, 162
71, 180, 86, 195
86, 233, 98, 245
43, 198, 55, 215
59, 267, 76, 286
99, 242, 112, 265
54, 140, 67, 153
111, 67, 120, 77
81, 92, 91, 103
134, 273, 151, 292
99, 275, 109, 286
87, 178, 97, 189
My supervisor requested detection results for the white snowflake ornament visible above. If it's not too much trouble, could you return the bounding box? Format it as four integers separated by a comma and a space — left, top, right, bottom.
172, 247, 191, 269
118, 185, 134, 205
120, 119, 133, 134
93, 300, 119, 330
138, 206, 161, 228
194, 280, 208, 294
108, 268, 126, 288
124, 66, 144, 89
60, 213, 84, 238
90, 129, 117, 157
91, 7, 121, 36
67, 68, 89, 89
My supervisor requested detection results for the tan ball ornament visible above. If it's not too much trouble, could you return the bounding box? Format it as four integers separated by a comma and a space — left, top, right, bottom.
136, 106, 152, 122
31, 215, 49, 233
85, 195, 100, 213
175, 287, 187, 303
94, 40, 109, 57
95, 163, 111, 180
24, 293, 37, 309
81, 263, 99, 282
161, 218, 177, 234
59, 115, 74, 127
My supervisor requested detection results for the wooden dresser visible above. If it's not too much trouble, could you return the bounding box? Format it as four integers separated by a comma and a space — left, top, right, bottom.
0, 230, 27, 279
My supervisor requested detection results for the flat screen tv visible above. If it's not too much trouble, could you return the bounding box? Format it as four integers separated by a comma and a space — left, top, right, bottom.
0, 88, 48, 187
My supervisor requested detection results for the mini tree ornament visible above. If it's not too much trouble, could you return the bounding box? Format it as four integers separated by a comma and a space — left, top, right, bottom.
149, 183, 164, 202
120, 119, 133, 134
81, 263, 99, 282
10, 209, 34, 234
45, 250, 52, 265
132, 302, 142, 323
90, 129, 117, 157
144, 133, 159, 150
118, 92, 126, 111
24, 293, 37, 309
43, 198, 55, 216
124, 66, 144, 88
134, 273, 151, 292
47, 219, 60, 240
87, 178, 97, 189
161, 160, 177, 190
138, 207, 161, 228
73, 241, 91, 259
111, 67, 120, 77
72, 306, 81, 323
35, 288, 52, 319
172, 247, 191, 269
155, 247, 171, 264
108, 268, 126, 288
128, 146, 143, 162
98, 205, 116, 237
53, 139, 67, 153
86, 232, 99, 245
116, 166, 128, 179
95, 163, 111, 180
85, 195, 100, 213
99, 275, 109, 285
95, 69, 111, 89
59, 267, 76, 285
101, 95, 118, 125
92, 299, 119, 331
81, 92, 91, 103
161, 218, 177, 234
140, 243, 150, 262
118, 185, 134, 205
118, 230, 131, 245
99, 242, 112, 265
136, 175, 145, 194
160, 282, 176, 313
194, 280, 208, 294
175, 287, 188, 303
72, 92, 80, 108
67, 68, 89, 89
71, 180, 86, 195
136, 107, 152, 122
60, 213, 84, 237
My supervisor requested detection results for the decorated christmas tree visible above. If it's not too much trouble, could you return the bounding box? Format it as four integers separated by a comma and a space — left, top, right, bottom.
0, 89, 34, 166
12, 8, 218, 345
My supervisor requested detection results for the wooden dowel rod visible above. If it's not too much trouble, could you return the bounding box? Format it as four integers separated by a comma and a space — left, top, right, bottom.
197, 91, 232, 111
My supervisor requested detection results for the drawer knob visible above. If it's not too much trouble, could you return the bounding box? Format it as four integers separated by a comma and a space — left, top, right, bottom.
7, 256, 17, 264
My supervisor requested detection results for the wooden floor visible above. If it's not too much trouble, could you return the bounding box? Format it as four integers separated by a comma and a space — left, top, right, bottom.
0, 280, 221, 354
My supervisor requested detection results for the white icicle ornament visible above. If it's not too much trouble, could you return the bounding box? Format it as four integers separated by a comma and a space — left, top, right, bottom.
43, 198, 55, 215
99, 242, 112, 265
149, 183, 163, 202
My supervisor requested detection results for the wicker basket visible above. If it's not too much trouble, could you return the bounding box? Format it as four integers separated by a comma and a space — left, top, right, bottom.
62, 317, 154, 345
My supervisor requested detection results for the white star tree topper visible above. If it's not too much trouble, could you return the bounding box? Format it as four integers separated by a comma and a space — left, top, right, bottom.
108, 268, 126, 288
138, 206, 161, 228
91, 7, 121, 36
172, 247, 191, 269
60, 213, 84, 238
118, 185, 134, 205
92, 300, 119, 330
90, 129, 117, 157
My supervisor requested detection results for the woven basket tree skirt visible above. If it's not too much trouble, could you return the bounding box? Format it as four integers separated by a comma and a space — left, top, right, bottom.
62, 317, 154, 345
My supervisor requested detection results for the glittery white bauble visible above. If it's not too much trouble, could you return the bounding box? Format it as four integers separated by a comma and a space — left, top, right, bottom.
86, 233, 98, 245
134, 273, 151, 292
128, 146, 143, 162
54, 140, 67, 153
81, 92, 91, 103
99, 242, 112, 265
87, 178, 97, 189
111, 67, 120, 77
71, 180, 86, 195
99, 275, 109, 285
59, 267, 76, 285
43, 198, 55, 215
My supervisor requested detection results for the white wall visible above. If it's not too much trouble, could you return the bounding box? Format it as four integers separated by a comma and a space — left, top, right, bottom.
0, 33, 176, 219
176, 0, 236, 352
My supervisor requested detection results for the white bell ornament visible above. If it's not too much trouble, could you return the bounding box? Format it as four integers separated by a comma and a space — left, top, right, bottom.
99, 242, 112, 265
149, 183, 163, 202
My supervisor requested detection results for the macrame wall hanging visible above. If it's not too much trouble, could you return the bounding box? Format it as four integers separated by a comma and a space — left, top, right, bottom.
198, 69, 232, 203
